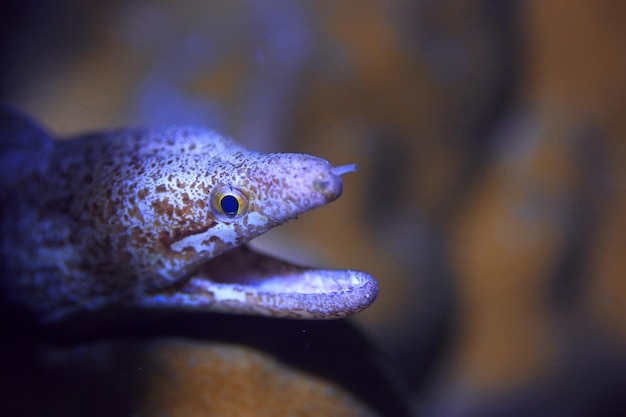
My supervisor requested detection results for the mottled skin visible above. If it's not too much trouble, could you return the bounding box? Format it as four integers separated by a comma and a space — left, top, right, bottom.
0, 108, 377, 322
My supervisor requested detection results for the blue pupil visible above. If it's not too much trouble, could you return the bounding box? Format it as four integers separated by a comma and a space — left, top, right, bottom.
220, 195, 239, 216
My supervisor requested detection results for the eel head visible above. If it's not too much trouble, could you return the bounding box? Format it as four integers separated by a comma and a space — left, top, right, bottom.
130, 148, 378, 319
0, 113, 378, 322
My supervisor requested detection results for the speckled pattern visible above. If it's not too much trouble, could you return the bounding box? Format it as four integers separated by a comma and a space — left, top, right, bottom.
0, 110, 378, 322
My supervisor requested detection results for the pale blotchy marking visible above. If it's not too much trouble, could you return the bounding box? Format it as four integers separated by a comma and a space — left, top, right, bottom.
0, 107, 378, 322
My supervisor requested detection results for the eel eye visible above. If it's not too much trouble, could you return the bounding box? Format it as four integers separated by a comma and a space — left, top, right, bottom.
211, 185, 249, 220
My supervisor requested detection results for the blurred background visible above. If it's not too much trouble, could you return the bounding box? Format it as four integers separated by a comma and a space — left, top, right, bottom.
2, 0, 626, 415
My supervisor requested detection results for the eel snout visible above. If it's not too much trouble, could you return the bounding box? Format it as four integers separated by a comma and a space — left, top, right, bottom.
243, 154, 353, 222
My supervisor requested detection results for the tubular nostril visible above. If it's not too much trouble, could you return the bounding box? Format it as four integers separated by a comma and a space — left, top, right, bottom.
332, 164, 357, 177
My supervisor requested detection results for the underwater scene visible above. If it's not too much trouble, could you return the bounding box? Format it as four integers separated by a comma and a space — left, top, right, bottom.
1, 1, 626, 416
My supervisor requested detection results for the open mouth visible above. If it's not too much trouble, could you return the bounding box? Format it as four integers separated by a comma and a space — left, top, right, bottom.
140, 245, 378, 319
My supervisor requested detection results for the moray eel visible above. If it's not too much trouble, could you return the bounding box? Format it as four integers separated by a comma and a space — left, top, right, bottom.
0, 107, 378, 323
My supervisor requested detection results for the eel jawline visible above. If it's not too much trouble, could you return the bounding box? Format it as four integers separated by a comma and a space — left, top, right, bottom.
139, 245, 378, 319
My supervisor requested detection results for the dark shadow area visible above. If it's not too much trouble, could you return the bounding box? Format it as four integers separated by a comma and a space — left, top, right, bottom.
1, 308, 416, 417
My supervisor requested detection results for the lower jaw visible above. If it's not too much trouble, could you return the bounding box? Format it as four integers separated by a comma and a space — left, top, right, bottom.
139, 245, 378, 319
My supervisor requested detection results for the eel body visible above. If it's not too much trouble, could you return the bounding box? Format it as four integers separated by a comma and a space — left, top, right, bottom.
0, 107, 377, 323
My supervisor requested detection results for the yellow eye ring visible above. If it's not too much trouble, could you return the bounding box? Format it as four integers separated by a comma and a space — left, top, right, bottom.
210, 185, 249, 221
